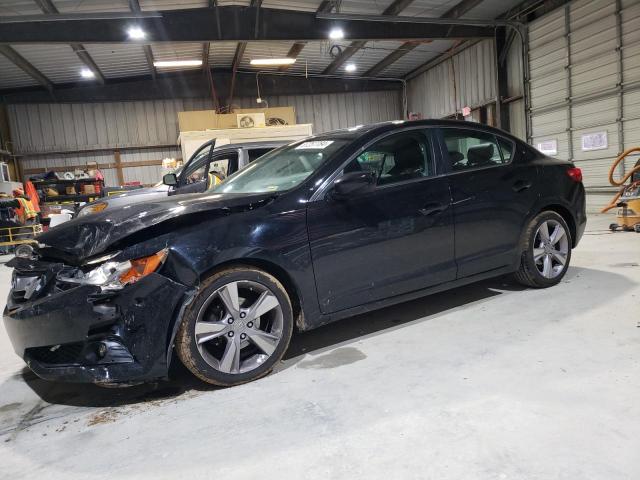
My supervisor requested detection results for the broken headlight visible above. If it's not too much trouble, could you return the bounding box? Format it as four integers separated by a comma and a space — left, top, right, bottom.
57, 249, 168, 290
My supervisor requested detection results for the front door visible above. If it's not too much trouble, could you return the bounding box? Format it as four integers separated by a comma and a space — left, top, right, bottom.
173, 149, 239, 195
439, 127, 540, 278
307, 128, 455, 314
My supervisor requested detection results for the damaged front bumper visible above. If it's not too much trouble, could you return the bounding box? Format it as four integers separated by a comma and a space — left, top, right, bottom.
3, 257, 189, 385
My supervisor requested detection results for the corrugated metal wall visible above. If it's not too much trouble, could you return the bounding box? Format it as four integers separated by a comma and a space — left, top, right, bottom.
8, 90, 401, 186
406, 40, 497, 119
8, 91, 401, 154
528, 0, 640, 190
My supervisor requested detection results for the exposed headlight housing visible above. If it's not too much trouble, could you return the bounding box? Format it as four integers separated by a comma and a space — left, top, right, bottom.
58, 249, 168, 290
77, 202, 108, 218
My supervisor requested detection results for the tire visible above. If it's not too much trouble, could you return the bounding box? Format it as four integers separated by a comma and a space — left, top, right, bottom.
514, 211, 572, 288
175, 266, 293, 387
609, 223, 619, 232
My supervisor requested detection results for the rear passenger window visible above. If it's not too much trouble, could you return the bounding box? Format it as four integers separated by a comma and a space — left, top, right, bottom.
443, 129, 513, 171
345, 130, 433, 186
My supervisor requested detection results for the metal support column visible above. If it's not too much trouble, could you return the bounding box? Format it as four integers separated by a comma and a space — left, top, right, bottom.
615, 0, 625, 176
523, 26, 532, 144
495, 27, 510, 132
564, 5, 573, 161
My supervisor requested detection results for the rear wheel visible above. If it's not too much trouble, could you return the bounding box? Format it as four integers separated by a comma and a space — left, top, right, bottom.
175, 267, 293, 386
514, 211, 572, 288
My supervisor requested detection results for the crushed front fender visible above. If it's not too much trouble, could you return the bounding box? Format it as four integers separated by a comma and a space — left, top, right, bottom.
4, 271, 189, 385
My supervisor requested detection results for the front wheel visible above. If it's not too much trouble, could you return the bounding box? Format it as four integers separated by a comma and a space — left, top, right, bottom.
514, 211, 572, 288
175, 267, 293, 386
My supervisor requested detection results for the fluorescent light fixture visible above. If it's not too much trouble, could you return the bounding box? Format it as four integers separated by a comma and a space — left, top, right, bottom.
127, 26, 146, 40
329, 28, 344, 40
80, 68, 95, 79
345, 63, 357, 72
153, 60, 203, 68
250, 58, 296, 66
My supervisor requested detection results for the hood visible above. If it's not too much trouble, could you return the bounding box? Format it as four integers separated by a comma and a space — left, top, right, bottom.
80, 188, 169, 214
104, 189, 169, 208
37, 191, 276, 261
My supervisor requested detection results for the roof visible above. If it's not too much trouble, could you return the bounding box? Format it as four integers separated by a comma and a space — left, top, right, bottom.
312, 118, 527, 144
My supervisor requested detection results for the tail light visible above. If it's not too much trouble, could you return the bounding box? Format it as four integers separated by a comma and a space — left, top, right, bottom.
566, 167, 583, 183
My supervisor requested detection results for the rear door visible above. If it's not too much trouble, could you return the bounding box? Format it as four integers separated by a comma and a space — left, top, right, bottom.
307, 128, 456, 314
438, 127, 540, 278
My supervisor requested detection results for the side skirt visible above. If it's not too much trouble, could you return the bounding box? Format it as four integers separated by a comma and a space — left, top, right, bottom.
303, 265, 516, 331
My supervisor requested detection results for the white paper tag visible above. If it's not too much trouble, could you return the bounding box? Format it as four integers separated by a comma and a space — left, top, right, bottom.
581, 131, 608, 151
295, 140, 334, 150
536, 139, 558, 156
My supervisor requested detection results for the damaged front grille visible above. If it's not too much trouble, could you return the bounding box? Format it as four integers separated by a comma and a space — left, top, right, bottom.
8, 256, 69, 304
27, 343, 84, 365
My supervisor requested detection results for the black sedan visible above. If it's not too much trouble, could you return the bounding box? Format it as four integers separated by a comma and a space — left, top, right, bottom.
3, 120, 586, 387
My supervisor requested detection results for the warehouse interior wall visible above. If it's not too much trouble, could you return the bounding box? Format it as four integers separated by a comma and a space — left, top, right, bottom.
528, 0, 640, 211
406, 40, 497, 120
405, 37, 527, 138
6, 90, 401, 186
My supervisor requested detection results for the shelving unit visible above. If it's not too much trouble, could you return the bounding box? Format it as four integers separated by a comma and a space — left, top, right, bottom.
32, 177, 104, 205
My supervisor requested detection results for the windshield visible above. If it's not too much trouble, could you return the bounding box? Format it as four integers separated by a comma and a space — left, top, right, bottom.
210, 138, 349, 194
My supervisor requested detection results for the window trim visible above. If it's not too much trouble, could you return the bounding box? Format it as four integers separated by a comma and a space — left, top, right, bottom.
438, 126, 517, 176
311, 126, 440, 202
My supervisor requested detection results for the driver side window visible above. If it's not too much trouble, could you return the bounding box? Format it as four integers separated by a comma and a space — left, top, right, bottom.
344, 130, 433, 186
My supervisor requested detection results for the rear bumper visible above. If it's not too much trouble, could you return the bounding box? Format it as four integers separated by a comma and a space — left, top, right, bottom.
3, 272, 188, 385
574, 184, 587, 247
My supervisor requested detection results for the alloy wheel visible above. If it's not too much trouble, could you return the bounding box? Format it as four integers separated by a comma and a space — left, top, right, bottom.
194, 280, 284, 374
533, 219, 569, 279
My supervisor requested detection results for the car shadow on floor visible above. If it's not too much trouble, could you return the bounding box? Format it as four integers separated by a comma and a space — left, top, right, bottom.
18, 266, 611, 408
17, 275, 527, 408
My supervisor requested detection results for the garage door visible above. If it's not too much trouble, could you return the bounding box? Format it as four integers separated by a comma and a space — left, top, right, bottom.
528, 0, 640, 190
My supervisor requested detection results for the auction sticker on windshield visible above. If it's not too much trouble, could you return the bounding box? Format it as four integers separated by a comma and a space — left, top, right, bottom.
295, 141, 334, 150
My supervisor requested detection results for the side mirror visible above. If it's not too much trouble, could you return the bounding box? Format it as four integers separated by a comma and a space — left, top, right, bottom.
163, 173, 178, 186
331, 171, 376, 199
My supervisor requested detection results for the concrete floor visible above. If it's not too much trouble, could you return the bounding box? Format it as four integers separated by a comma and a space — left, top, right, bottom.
0, 214, 638, 479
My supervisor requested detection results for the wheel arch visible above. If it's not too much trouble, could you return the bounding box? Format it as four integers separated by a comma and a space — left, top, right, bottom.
166, 257, 306, 374
536, 204, 578, 248
198, 258, 305, 331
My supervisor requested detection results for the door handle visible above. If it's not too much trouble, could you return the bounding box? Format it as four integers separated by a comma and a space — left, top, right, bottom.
513, 180, 532, 193
419, 203, 448, 217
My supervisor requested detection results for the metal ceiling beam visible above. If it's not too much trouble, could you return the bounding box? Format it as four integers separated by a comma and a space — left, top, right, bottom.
202, 42, 210, 71
32, 0, 56, 14
0, 45, 54, 93
33, 0, 106, 84
129, 0, 156, 80
279, 0, 335, 72
402, 0, 541, 81
322, 0, 416, 75
364, 0, 485, 77
0, 70, 402, 103
0, 6, 497, 43
228, 42, 247, 108
227, 0, 262, 108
